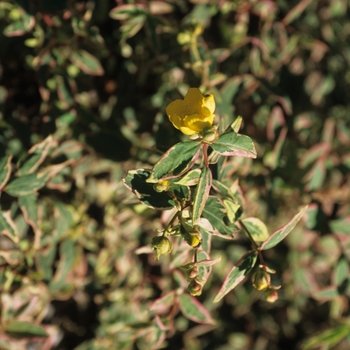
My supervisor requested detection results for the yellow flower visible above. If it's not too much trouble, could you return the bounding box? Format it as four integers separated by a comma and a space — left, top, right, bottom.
166, 88, 216, 135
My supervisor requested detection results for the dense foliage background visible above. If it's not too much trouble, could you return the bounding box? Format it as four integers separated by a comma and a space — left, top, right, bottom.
0, 0, 350, 349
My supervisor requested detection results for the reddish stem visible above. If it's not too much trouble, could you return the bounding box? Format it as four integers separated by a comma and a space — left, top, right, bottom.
202, 143, 209, 168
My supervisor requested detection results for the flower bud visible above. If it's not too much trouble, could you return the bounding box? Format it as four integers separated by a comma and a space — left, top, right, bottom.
153, 180, 171, 193
151, 236, 172, 260
187, 279, 203, 296
265, 289, 279, 303
201, 125, 219, 143
251, 270, 271, 291
188, 265, 199, 280
183, 232, 201, 248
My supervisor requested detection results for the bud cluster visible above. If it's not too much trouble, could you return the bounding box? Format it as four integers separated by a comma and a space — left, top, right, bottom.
182, 262, 203, 296
251, 265, 281, 303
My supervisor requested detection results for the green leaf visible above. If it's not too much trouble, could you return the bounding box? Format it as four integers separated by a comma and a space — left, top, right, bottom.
241, 217, 269, 243
301, 324, 350, 350
223, 199, 241, 223
0, 250, 23, 265
210, 132, 257, 158
123, 169, 175, 209
174, 168, 201, 186
53, 201, 73, 241
5, 321, 48, 338
56, 75, 73, 109
202, 196, 237, 236
149, 291, 175, 314
231, 116, 243, 133
178, 294, 216, 325
148, 141, 201, 182
197, 250, 219, 283
18, 194, 39, 233
212, 179, 236, 200
192, 167, 212, 224
313, 286, 338, 302
0, 211, 19, 243
299, 142, 330, 168
18, 135, 56, 176
333, 257, 349, 286
109, 4, 147, 21
4, 173, 49, 197
3, 11, 34, 37
330, 217, 350, 234
304, 160, 326, 191
261, 206, 308, 250
214, 250, 258, 303
70, 50, 104, 76
50, 239, 76, 294
0, 156, 12, 191
37, 245, 57, 281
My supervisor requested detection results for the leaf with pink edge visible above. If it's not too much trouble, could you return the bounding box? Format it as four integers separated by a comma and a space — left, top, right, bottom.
214, 250, 257, 303
178, 294, 216, 325
192, 167, 212, 224
210, 132, 257, 158
147, 141, 201, 182
261, 206, 308, 250
150, 291, 176, 315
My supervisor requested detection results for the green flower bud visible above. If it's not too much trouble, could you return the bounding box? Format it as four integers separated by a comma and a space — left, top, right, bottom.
201, 125, 219, 143
153, 180, 171, 193
187, 279, 203, 296
183, 232, 201, 248
251, 270, 271, 291
151, 236, 172, 261
265, 289, 279, 303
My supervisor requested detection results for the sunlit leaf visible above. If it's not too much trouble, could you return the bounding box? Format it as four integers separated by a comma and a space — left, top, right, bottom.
261, 206, 308, 250
4, 173, 49, 196
178, 294, 216, 325
214, 250, 258, 303
123, 169, 175, 209
192, 167, 212, 224
202, 196, 237, 236
241, 217, 269, 243
211, 132, 257, 158
147, 141, 201, 182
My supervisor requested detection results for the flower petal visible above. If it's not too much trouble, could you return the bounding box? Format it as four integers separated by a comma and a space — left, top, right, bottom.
179, 125, 198, 135
202, 93, 215, 115
166, 88, 216, 135
166, 99, 186, 119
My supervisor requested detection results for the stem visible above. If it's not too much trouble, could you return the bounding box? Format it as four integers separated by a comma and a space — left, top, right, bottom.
164, 211, 180, 236
191, 37, 202, 66
258, 250, 267, 269
194, 248, 198, 263
202, 143, 209, 168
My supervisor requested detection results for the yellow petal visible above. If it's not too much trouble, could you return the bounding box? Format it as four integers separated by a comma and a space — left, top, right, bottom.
168, 113, 182, 130
202, 93, 215, 115
179, 125, 198, 135
166, 99, 186, 119
166, 88, 216, 135
184, 88, 204, 111
183, 114, 213, 133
